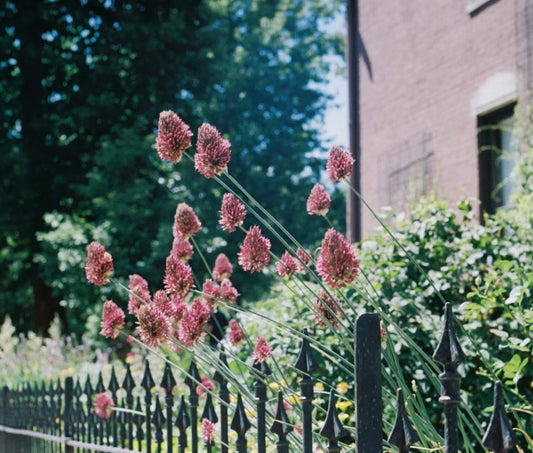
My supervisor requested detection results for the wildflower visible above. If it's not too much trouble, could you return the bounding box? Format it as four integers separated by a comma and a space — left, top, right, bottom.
136, 304, 170, 349
316, 229, 359, 288
336, 400, 352, 412
219, 193, 246, 232
326, 145, 354, 182
276, 251, 299, 279
173, 202, 201, 239
252, 336, 272, 364
196, 375, 215, 397
220, 278, 239, 304
178, 298, 211, 347
94, 393, 114, 419
171, 294, 189, 322
213, 253, 233, 281
313, 289, 343, 328
100, 300, 125, 339
201, 279, 221, 311
201, 418, 216, 444
195, 123, 231, 178
85, 242, 113, 286
164, 255, 194, 297
238, 226, 271, 273
170, 234, 194, 262
306, 183, 331, 216
296, 248, 311, 273
336, 381, 349, 394
155, 110, 192, 163
153, 290, 175, 319
228, 319, 245, 346
128, 274, 151, 316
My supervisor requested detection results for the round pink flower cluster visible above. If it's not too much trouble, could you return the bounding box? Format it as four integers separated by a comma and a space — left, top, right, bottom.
306, 183, 331, 216
313, 289, 343, 328
196, 375, 215, 398
164, 255, 194, 297
85, 242, 113, 286
94, 393, 114, 419
228, 319, 245, 346
276, 251, 299, 279
201, 418, 217, 445
326, 145, 354, 182
170, 234, 194, 262
238, 226, 271, 273
136, 304, 171, 349
213, 253, 233, 281
178, 298, 211, 347
252, 336, 272, 364
100, 300, 125, 339
156, 110, 193, 163
195, 123, 231, 178
173, 203, 202, 239
128, 274, 151, 315
316, 228, 359, 288
219, 193, 246, 232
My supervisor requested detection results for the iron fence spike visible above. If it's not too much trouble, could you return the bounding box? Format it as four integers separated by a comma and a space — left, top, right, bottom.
481, 382, 517, 452
294, 328, 319, 375
231, 393, 251, 435
270, 391, 293, 439
432, 302, 466, 370
185, 359, 201, 390
201, 393, 219, 423
387, 388, 419, 451
140, 359, 155, 391
160, 359, 177, 393
319, 389, 348, 444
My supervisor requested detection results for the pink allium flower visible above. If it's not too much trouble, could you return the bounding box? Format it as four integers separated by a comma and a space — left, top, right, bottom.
194, 123, 231, 178
171, 294, 189, 322
220, 278, 239, 304
276, 251, 299, 279
228, 319, 245, 346
238, 226, 271, 273
201, 418, 217, 445
296, 248, 311, 273
313, 289, 343, 328
306, 183, 331, 216
170, 234, 194, 262
253, 336, 272, 364
196, 375, 215, 397
94, 393, 114, 419
153, 289, 176, 319
173, 203, 202, 239
178, 298, 211, 347
316, 229, 359, 288
201, 279, 221, 311
164, 255, 194, 297
155, 110, 193, 163
213, 253, 233, 282
136, 304, 170, 349
128, 274, 151, 316
100, 300, 125, 339
219, 193, 246, 232
326, 145, 354, 182
85, 242, 113, 286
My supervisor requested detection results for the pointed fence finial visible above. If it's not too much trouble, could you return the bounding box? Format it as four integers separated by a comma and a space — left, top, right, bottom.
152, 395, 166, 447
294, 328, 318, 375
270, 391, 293, 445
184, 360, 201, 391
160, 360, 177, 394
201, 393, 219, 423
482, 381, 517, 453
140, 360, 155, 392
231, 393, 251, 453
175, 394, 191, 450
432, 303, 466, 371
387, 388, 419, 453
319, 389, 348, 452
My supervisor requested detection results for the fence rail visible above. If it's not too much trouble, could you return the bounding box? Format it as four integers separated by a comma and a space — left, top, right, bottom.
0, 304, 518, 452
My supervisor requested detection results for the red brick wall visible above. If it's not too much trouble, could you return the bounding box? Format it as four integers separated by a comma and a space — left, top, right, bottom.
359, 0, 517, 235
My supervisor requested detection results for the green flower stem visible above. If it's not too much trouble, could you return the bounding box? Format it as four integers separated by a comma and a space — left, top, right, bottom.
190, 235, 214, 280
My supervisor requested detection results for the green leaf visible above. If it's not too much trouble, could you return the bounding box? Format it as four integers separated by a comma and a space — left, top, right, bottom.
504, 286, 524, 305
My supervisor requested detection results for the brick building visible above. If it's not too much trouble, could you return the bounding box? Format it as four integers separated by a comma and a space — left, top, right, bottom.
358, 0, 533, 235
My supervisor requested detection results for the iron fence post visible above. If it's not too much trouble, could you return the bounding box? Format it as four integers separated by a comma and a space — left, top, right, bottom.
354, 312, 382, 452
63, 376, 74, 453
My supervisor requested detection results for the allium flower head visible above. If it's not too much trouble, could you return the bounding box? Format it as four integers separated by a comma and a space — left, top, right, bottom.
94, 393, 114, 419
316, 229, 359, 288
276, 251, 298, 279
228, 319, 245, 346
196, 375, 215, 397
253, 336, 272, 364
85, 242, 113, 286
100, 300, 125, 339
201, 418, 216, 445
296, 248, 311, 273
201, 279, 221, 311
173, 203, 201, 239
156, 110, 192, 163
213, 253, 233, 282
164, 255, 194, 297
136, 304, 170, 349
219, 193, 246, 232
220, 278, 239, 304
170, 234, 194, 262
171, 294, 189, 322
306, 183, 331, 216
153, 290, 177, 319
178, 298, 211, 347
238, 226, 271, 273
194, 122, 231, 178
326, 145, 354, 182
128, 274, 151, 315
313, 289, 343, 328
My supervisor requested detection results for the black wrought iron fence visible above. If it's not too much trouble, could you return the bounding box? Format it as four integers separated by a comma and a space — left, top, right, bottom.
0, 304, 518, 453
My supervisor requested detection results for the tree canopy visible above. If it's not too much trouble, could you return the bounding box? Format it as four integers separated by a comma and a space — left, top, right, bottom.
0, 0, 345, 335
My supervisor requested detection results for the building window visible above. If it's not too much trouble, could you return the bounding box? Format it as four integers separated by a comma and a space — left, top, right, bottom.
478, 103, 519, 214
